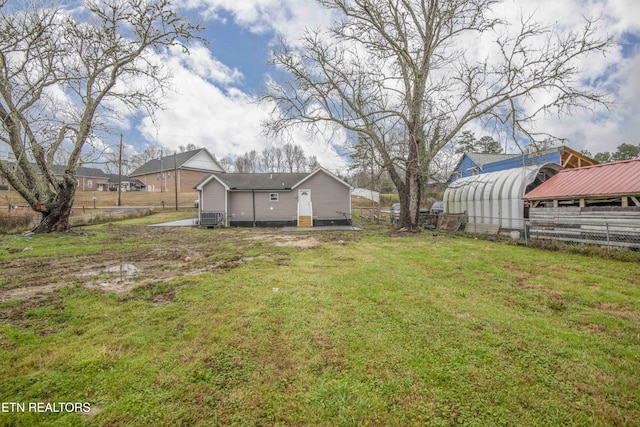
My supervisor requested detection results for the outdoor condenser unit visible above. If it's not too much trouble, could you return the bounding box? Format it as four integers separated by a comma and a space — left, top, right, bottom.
200, 212, 224, 228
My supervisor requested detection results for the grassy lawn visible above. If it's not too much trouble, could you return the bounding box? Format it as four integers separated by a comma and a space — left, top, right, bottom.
1, 214, 639, 426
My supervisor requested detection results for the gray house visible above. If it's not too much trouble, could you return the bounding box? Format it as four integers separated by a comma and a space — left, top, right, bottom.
195, 168, 352, 227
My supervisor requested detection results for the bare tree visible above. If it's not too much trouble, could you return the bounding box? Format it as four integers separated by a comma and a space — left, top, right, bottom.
178, 143, 198, 153
217, 156, 232, 172
128, 145, 164, 175
247, 150, 259, 172
282, 143, 296, 173
0, 0, 201, 232
307, 155, 320, 171
260, 147, 276, 172
293, 145, 307, 172
232, 144, 311, 173
263, 0, 611, 229
273, 146, 284, 172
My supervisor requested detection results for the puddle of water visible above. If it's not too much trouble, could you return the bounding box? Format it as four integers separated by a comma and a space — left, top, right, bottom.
80, 263, 140, 278
79, 271, 99, 277
104, 264, 139, 275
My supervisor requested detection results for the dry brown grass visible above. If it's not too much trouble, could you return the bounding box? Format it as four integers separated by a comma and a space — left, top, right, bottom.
1, 190, 199, 208
0, 210, 38, 232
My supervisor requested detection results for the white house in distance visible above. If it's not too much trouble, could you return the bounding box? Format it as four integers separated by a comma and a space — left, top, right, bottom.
195, 168, 352, 228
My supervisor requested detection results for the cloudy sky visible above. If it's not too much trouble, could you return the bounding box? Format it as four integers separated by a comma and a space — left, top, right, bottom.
115, 0, 639, 171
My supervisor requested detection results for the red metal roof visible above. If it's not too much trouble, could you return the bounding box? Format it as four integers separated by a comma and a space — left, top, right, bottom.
523, 159, 640, 200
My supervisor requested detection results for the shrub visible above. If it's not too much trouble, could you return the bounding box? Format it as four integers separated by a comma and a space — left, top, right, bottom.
0, 210, 37, 233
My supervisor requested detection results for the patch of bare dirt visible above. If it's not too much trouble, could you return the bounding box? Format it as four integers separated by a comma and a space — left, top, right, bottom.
0, 226, 360, 304
249, 233, 322, 249
0, 226, 330, 304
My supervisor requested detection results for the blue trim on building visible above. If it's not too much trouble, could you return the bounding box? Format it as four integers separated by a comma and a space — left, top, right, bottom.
450, 150, 563, 183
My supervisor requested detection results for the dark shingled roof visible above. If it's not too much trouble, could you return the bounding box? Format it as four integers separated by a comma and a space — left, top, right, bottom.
1, 161, 107, 178
105, 174, 145, 185
129, 148, 219, 176
466, 153, 520, 168
55, 165, 107, 178
214, 173, 310, 190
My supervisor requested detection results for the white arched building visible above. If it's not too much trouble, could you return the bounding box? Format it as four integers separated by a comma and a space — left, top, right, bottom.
443, 163, 562, 231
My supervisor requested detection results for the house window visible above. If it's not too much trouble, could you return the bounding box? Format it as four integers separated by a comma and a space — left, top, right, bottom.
471, 167, 480, 176
270, 193, 279, 202
87, 179, 92, 188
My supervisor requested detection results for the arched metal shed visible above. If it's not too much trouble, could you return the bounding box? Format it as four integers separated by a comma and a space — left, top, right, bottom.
443, 163, 562, 230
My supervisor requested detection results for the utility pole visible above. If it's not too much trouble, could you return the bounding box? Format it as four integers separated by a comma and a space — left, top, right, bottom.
174, 151, 178, 210
117, 134, 123, 207
160, 148, 164, 192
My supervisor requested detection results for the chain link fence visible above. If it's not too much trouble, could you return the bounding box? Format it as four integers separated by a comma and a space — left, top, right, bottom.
524, 218, 640, 252
436, 212, 640, 252
0, 207, 161, 233
354, 208, 640, 253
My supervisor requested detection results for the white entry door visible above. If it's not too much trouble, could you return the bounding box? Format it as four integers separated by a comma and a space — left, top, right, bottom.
298, 189, 312, 226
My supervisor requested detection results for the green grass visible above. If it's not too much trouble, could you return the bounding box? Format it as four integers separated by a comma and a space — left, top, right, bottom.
1, 218, 639, 426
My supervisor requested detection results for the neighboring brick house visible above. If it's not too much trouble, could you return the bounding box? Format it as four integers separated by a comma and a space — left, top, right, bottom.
129, 148, 224, 193
105, 174, 146, 192
0, 162, 109, 191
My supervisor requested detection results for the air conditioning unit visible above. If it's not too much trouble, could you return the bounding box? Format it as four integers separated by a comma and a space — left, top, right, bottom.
200, 211, 224, 228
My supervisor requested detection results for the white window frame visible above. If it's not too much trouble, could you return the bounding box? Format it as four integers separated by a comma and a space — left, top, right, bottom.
270, 193, 279, 202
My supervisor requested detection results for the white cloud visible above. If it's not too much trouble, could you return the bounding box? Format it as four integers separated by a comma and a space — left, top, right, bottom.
171, 43, 244, 85
607, 0, 640, 33
465, 0, 640, 155
137, 48, 347, 171
120, 1, 347, 171
135, 0, 640, 170
182, 0, 332, 41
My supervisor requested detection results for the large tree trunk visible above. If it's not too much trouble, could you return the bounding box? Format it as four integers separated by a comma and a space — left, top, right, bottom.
400, 129, 422, 230
402, 166, 421, 230
31, 178, 76, 233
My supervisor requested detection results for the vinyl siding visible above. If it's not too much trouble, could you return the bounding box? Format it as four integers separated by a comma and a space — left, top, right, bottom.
229, 190, 297, 222
201, 168, 351, 225
484, 152, 560, 173
182, 150, 224, 172
201, 178, 226, 212
229, 192, 253, 222
301, 170, 351, 219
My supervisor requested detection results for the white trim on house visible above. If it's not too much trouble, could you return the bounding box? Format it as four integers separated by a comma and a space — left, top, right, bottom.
181, 149, 225, 173
194, 173, 230, 191
292, 167, 351, 190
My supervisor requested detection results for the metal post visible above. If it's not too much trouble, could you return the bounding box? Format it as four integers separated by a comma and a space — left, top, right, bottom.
606, 222, 611, 258
160, 149, 164, 193
252, 190, 256, 228
174, 151, 178, 211
118, 134, 123, 207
